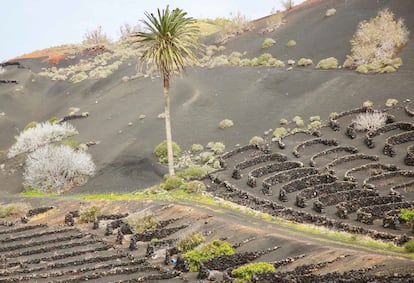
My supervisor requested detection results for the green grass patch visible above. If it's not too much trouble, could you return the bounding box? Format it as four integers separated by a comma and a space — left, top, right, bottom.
126, 213, 159, 233
183, 240, 235, 271
20, 190, 58, 197
177, 231, 205, 252
78, 206, 100, 223
232, 262, 276, 283
0, 205, 16, 218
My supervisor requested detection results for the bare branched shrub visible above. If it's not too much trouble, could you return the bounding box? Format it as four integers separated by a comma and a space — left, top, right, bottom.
217, 13, 252, 44
325, 8, 336, 17
82, 26, 111, 45
8, 122, 78, 158
282, 0, 295, 11
119, 23, 141, 41
23, 144, 95, 194
353, 111, 387, 132
344, 9, 409, 72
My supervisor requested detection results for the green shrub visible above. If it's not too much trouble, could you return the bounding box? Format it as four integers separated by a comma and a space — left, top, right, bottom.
309, 116, 321, 122
273, 127, 287, 138
177, 231, 205, 252
163, 175, 185, 191
0, 150, 4, 157
262, 38, 276, 49
180, 180, 206, 193
257, 53, 273, 65
78, 206, 100, 223
219, 119, 234, 129
343, 9, 409, 73
356, 65, 369, 74
0, 205, 16, 218
126, 213, 159, 233
268, 58, 285, 67
229, 52, 243, 65
250, 58, 260, 66
200, 152, 215, 163
326, 8, 336, 17
280, 118, 288, 125
232, 262, 276, 283
240, 59, 251, 66
286, 40, 296, 47
385, 98, 398, 107
210, 142, 226, 154
316, 57, 338, 69
69, 71, 88, 83
363, 100, 374, 108
183, 240, 235, 271
178, 166, 209, 180
399, 208, 414, 228
295, 119, 305, 127
404, 239, 414, 253
380, 65, 396, 73
249, 136, 264, 145
209, 55, 229, 68
153, 140, 181, 161
298, 58, 313, 66
287, 59, 295, 65
329, 112, 338, 119
307, 121, 322, 130
24, 121, 38, 131
191, 144, 204, 152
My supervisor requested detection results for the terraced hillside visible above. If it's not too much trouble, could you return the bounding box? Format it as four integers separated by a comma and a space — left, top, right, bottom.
0, 198, 413, 282
210, 103, 414, 244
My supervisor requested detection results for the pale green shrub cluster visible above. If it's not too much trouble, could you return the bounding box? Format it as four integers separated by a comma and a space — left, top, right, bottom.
249, 136, 265, 145
286, 40, 296, 47
298, 58, 313, 66
262, 38, 276, 49
326, 8, 336, 17
316, 57, 338, 69
219, 119, 234, 129
344, 9, 409, 73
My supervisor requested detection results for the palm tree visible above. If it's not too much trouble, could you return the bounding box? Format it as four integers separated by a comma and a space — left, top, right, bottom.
132, 6, 200, 176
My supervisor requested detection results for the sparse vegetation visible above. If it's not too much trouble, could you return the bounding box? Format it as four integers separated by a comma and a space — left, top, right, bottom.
191, 144, 204, 152
282, 0, 295, 11
0, 205, 16, 218
232, 262, 276, 283
309, 116, 321, 122
293, 116, 305, 127
307, 121, 323, 130
326, 8, 337, 17
82, 26, 111, 46
180, 180, 206, 193
178, 166, 209, 180
126, 213, 159, 233
163, 175, 185, 191
363, 100, 374, 108
78, 206, 100, 223
399, 208, 414, 229
280, 118, 288, 125
209, 142, 226, 154
153, 140, 182, 163
385, 98, 398, 107
218, 12, 253, 44
352, 111, 387, 132
262, 38, 276, 49
286, 40, 296, 47
273, 127, 287, 138
249, 136, 265, 145
177, 231, 205, 252
404, 239, 414, 253
219, 119, 234, 129
316, 57, 338, 69
344, 9, 409, 73
182, 240, 235, 271
298, 58, 313, 66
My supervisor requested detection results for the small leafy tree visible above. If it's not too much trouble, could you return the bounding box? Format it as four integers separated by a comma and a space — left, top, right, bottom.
132, 6, 201, 176
399, 208, 414, 229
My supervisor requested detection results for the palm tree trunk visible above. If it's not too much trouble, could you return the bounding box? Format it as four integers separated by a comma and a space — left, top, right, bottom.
164, 77, 175, 176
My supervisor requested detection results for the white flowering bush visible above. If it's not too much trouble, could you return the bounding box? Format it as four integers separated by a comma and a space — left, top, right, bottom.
353, 111, 387, 132
8, 122, 78, 158
23, 144, 95, 194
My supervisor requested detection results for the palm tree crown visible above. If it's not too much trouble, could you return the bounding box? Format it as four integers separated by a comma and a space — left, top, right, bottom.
135, 5, 200, 81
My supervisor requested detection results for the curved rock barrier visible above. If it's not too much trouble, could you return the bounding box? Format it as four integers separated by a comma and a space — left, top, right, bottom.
357, 201, 414, 225
262, 167, 319, 193
344, 162, 399, 182
328, 107, 367, 131
310, 146, 358, 167
405, 144, 414, 166
317, 189, 379, 207
281, 174, 337, 194
337, 195, 403, 216
277, 129, 321, 149
364, 122, 414, 148
390, 180, 414, 193
363, 170, 414, 189
232, 152, 287, 179
383, 130, 414, 157
221, 144, 259, 160
405, 104, 414, 117
292, 138, 338, 158
297, 181, 357, 200
325, 153, 379, 171
247, 161, 303, 187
